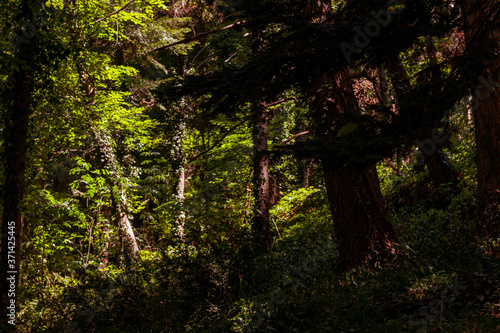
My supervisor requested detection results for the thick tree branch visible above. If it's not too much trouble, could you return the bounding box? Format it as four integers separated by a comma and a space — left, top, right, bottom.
95, 0, 135, 23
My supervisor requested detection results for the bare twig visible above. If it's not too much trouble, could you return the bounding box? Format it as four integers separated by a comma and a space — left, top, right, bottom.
190, 44, 208, 67
262, 97, 297, 108
281, 131, 312, 145
272, 218, 282, 240
224, 52, 238, 62
116, 12, 119, 44
195, 47, 215, 71
95, 0, 135, 24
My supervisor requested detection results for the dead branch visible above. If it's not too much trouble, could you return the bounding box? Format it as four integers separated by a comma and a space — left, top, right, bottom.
95, 0, 135, 23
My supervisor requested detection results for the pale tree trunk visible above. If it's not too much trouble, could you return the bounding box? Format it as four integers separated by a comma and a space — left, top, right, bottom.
249, 27, 274, 253
174, 109, 187, 241
101, 225, 110, 269
117, 186, 140, 258
462, 0, 500, 237
251, 102, 272, 252
76, 55, 140, 261
95, 130, 139, 261
176, 166, 185, 241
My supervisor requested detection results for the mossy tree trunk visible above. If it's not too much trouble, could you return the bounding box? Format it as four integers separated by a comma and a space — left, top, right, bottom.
95, 130, 140, 261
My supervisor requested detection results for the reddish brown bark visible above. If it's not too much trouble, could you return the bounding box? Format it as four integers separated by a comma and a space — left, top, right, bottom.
301, 0, 397, 268
323, 164, 398, 268
269, 172, 280, 207
462, 0, 500, 237
311, 71, 399, 268
426, 152, 458, 188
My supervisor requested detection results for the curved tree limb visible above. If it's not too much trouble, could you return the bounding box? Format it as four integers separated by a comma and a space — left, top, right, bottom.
281, 131, 312, 145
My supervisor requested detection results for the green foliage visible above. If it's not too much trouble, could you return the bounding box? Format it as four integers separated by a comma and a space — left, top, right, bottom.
17, 141, 500, 333
4, 1, 500, 332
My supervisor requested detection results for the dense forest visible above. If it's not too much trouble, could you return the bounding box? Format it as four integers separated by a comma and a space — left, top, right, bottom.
0, 0, 499, 331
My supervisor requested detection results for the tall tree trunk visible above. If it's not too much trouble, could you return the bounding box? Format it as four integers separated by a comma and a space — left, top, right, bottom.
101, 225, 110, 269
462, 0, 500, 237
269, 172, 280, 207
311, 71, 399, 268
302, 0, 397, 269
95, 130, 140, 261
324, 165, 398, 268
76, 55, 140, 260
114, 185, 140, 260
424, 35, 460, 190
0, 58, 31, 330
0, 1, 34, 326
176, 165, 186, 241
251, 102, 272, 252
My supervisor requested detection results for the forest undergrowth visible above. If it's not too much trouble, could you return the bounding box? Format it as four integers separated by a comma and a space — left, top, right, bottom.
17, 164, 500, 332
